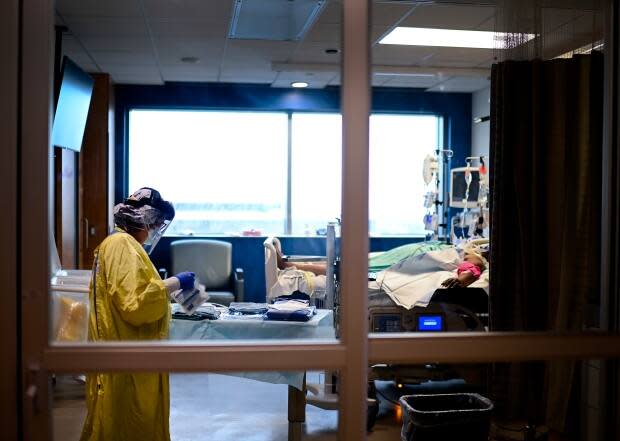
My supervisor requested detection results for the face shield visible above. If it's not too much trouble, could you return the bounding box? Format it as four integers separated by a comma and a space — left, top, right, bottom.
142, 219, 171, 255
114, 187, 176, 254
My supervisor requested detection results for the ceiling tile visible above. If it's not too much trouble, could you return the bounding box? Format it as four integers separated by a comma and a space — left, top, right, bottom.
379, 76, 439, 89
155, 37, 224, 66
79, 36, 153, 52
148, 18, 229, 38
372, 2, 413, 26
315, 1, 341, 25
372, 44, 435, 66
160, 66, 220, 82
423, 47, 494, 65
142, 0, 233, 20
290, 42, 342, 64
400, 4, 495, 30
56, 0, 142, 17
99, 64, 161, 76
90, 50, 158, 66
426, 76, 490, 92
61, 17, 147, 37
304, 23, 340, 44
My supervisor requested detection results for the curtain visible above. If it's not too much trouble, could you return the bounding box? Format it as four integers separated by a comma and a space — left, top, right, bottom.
489, 52, 603, 432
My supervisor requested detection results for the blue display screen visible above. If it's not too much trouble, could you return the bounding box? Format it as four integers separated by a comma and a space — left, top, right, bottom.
418, 315, 443, 331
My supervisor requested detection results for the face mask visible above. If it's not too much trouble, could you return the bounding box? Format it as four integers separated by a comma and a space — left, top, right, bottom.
143, 220, 171, 254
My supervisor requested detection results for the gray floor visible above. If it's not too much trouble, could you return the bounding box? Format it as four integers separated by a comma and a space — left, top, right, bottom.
53, 373, 403, 441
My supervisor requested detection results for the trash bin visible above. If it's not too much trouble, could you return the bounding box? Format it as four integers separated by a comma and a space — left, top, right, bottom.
399, 393, 493, 441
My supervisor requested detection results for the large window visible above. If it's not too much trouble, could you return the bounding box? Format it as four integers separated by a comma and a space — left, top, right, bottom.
129, 109, 440, 236
129, 110, 288, 235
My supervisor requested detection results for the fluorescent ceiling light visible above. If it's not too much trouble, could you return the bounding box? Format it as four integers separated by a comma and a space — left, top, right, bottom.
379, 27, 535, 49
291, 81, 309, 88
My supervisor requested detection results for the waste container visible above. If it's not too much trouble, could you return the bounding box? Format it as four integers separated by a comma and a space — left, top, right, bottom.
399, 393, 493, 441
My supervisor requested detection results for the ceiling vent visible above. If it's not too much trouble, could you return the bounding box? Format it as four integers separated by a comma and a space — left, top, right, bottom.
229, 0, 326, 41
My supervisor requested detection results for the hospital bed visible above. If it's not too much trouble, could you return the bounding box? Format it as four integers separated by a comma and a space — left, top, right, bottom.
264, 236, 491, 428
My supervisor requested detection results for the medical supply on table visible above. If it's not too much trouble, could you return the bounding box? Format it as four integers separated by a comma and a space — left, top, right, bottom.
266, 295, 316, 322
228, 302, 269, 315
172, 303, 220, 321
169, 279, 209, 314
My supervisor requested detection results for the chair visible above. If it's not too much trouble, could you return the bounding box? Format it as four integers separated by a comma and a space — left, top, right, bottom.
171, 239, 244, 306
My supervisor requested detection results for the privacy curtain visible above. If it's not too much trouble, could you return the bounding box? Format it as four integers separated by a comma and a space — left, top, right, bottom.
489, 52, 603, 432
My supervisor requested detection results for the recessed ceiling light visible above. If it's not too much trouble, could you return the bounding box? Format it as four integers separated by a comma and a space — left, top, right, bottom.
180, 56, 200, 64
379, 27, 535, 49
291, 81, 309, 88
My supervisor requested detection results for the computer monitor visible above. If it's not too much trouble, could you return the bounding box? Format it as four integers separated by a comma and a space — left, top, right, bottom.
450, 167, 480, 208
52, 57, 94, 152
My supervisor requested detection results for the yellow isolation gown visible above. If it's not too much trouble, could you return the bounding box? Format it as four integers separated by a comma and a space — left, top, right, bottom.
80, 229, 171, 441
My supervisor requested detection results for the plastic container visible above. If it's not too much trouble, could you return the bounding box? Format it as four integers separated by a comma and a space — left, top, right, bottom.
399, 393, 493, 441
51, 289, 90, 342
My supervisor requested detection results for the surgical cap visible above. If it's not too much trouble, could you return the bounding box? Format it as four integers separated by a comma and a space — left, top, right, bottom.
114, 187, 175, 232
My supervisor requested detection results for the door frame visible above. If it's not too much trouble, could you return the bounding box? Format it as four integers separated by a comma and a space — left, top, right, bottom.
16, 1, 620, 440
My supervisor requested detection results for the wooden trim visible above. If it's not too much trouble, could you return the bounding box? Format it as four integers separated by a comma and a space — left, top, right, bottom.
339, 0, 371, 440
21, 0, 54, 439
369, 333, 620, 364
44, 343, 346, 372
0, 0, 20, 438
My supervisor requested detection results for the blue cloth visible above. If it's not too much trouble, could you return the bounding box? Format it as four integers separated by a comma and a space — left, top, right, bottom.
266, 306, 316, 322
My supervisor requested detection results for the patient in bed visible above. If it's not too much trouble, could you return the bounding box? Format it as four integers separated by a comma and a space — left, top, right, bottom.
277, 242, 488, 288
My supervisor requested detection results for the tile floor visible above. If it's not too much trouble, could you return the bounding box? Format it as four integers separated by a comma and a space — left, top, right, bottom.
53, 373, 403, 441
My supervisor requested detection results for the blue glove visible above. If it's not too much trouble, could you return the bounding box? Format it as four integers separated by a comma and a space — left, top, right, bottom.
175, 271, 196, 291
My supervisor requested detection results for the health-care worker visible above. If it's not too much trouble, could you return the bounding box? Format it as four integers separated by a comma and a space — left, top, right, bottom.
80, 187, 195, 441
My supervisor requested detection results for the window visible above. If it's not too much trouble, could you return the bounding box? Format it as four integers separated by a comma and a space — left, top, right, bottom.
128, 110, 288, 235
369, 114, 440, 236
290, 113, 342, 235
129, 110, 440, 236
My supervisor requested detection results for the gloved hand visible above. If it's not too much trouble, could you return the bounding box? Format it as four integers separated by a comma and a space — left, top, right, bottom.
174, 271, 196, 291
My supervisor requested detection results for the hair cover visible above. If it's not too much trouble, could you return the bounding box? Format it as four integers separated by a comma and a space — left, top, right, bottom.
113, 187, 175, 232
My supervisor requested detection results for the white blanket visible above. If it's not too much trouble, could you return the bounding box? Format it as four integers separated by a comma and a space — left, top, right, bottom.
369, 248, 489, 310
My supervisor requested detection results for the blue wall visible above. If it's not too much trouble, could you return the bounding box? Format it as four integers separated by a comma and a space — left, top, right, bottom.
114, 82, 472, 302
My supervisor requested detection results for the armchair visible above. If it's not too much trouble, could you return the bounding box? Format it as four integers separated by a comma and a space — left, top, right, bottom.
171, 239, 244, 306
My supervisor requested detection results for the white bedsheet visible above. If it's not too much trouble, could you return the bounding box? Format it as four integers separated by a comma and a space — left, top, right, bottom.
369, 248, 489, 310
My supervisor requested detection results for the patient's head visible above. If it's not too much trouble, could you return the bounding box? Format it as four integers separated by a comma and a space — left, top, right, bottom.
464, 252, 486, 270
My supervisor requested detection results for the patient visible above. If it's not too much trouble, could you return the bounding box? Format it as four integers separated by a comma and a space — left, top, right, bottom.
441, 250, 487, 288
277, 251, 327, 275
277, 244, 488, 290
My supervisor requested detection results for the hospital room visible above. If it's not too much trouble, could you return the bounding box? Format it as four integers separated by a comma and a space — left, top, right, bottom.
2, 0, 619, 440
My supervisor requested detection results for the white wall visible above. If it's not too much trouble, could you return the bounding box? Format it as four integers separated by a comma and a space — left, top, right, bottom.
471, 86, 490, 158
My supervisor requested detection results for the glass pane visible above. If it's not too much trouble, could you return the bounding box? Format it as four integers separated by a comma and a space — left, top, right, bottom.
368, 0, 607, 335
52, 370, 341, 441
129, 110, 289, 236
51, 0, 343, 343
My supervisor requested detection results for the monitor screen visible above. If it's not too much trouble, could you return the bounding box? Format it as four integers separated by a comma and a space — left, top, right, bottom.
417, 314, 443, 332
450, 167, 480, 208
52, 57, 94, 152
